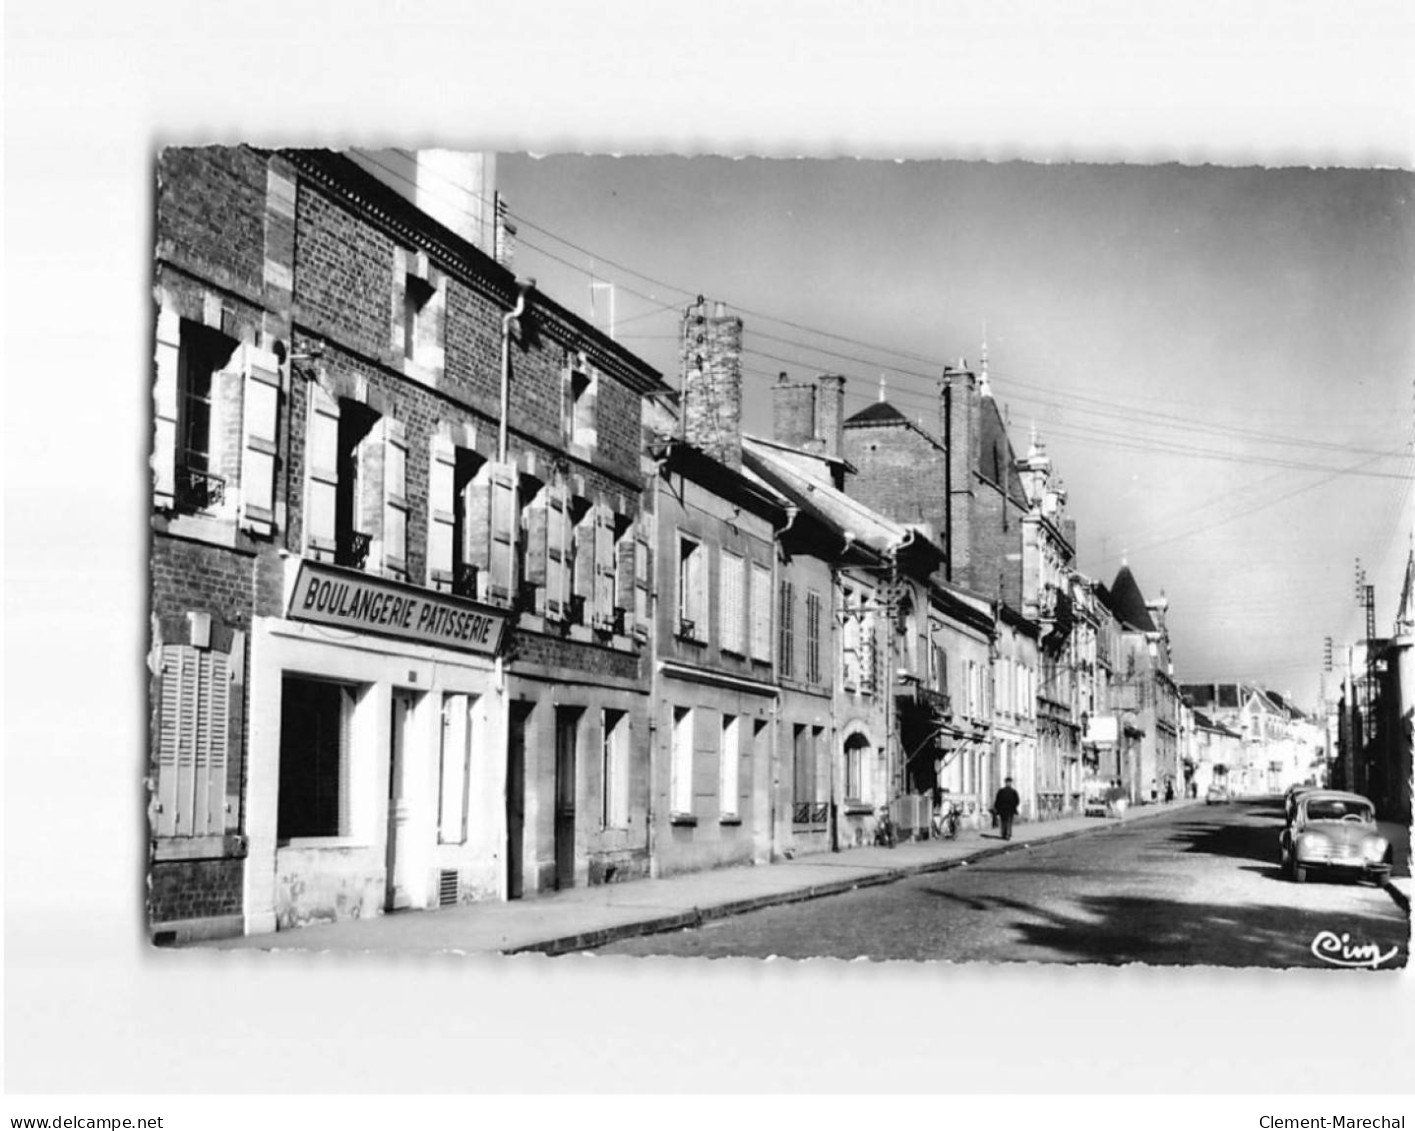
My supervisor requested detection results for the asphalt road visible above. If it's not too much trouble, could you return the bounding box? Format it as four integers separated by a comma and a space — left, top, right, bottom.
595, 798, 1410, 967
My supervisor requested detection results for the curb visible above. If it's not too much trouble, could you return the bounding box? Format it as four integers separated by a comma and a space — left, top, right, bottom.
1383, 881, 1411, 914
505, 803, 1194, 955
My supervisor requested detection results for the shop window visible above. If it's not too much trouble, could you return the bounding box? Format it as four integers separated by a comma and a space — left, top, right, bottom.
719, 551, 746, 655
670, 706, 694, 819
676, 535, 706, 641
749, 562, 772, 661
602, 709, 630, 829
153, 643, 231, 839
278, 676, 358, 840
778, 579, 796, 678
719, 713, 740, 821
438, 693, 476, 844
303, 388, 408, 577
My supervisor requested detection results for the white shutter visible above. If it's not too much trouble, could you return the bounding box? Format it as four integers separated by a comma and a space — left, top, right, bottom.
719, 552, 744, 654
487, 462, 518, 604
305, 382, 341, 555
428, 436, 457, 587
750, 562, 772, 661
196, 650, 230, 836
634, 527, 652, 635
545, 482, 570, 621
382, 417, 409, 576
594, 505, 616, 628
438, 694, 470, 844
153, 307, 181, 509
240, 346, 281, 535
155, 644, 228, 839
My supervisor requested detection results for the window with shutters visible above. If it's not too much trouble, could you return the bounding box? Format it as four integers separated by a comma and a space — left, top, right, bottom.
565, 363, 598, 452
778, 579, 795, 679
438, 693, 475, 844
278, 676, 359, 840
569, 497, 619, 631
427, 439, 488, 599
153, 308, 282, 535
719, 551, 746, 655
805, 589, 822, 684
670, 706, 694, 819
602, 709, 630, 829
719, 713, 740, 820
522, 475, 570, 620
153, 643, 231, 839
676, 535, 706, 641
303, 390, 408, 575
749, 562, 772, 662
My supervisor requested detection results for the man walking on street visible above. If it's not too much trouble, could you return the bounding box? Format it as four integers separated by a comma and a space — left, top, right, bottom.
994, 778, 1021, 841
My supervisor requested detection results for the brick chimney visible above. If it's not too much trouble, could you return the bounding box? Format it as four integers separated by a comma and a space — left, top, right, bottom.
772, 371, 817, 449
940, 363, 978, 587
681, 299, 743, 470
815, 373, 845, 460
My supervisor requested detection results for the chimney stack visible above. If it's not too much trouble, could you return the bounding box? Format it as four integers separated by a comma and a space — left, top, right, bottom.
772, 370, 817, 449
815, 373, 845, 460
681, 298, 744, 469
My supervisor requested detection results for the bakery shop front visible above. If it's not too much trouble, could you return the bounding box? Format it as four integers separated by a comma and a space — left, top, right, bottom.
244, 561, 511, 933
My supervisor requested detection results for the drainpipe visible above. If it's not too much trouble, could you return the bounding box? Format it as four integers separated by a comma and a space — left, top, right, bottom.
498, 279, 533, 463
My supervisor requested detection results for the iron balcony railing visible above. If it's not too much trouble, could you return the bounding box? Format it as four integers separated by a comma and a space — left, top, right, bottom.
175, 466, 225, 512
335, 531, 372, 570
792, 801, 829, 825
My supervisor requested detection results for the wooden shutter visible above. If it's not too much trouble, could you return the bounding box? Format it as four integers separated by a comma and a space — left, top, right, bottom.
634, 527, 652, 635
153, 307, 181, 509
860, 614, 876, 693
594, 505, 616, 628
544, 482, 570, 621
240, 347, 281, 534
523, 495, 548, 588
571, 502, 596, 603
616, 522, 637, 628
487, 461, 518, 604
750, 562, 772, 661
842, 599, 860, 688
463, 467, 491, 572
382, 417, 409, 576
719, 552, 744, 653
428, 436, 456, 586
305, 382, 341, 555
155, 644, 228, 839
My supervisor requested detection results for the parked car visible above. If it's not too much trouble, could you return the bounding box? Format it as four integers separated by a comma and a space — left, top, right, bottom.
1205, 783, 1229, 805
1278, 790, 1393, 885
1283, 783, 1315, 825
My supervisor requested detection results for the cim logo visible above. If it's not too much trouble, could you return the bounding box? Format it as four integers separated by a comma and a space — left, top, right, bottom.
1310, 930, 1401, 970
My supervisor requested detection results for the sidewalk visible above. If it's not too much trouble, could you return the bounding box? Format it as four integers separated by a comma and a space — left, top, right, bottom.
202, 799, 1206, 956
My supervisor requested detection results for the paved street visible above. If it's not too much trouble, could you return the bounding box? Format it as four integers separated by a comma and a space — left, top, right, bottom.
596, 798, 1410, 967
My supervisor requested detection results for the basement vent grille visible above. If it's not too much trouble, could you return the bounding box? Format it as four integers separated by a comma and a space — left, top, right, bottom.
439, 870, 459, 907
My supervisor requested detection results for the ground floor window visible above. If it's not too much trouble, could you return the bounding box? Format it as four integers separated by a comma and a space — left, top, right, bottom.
602, 708, 630, 829
671, 706, 693, 816
792, 724, 826, 824
278, 676, 358, 839
719, 713, 740, 820
844, 733, 870, 803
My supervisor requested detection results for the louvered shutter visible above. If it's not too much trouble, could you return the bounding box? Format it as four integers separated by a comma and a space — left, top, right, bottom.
750, 563, 772, 661
860, 614, 876, 693
382, 417, 409, 576
544, 482, 570, 621
240, 347, 281, 534
593, 505, 616, 628
616, 522, 637, 629
305, 382, 341, 555
196, 650, 230, 836
156, 646, 196, 837
842, 601, 860, 687
153, 308, 181, 509
487, 461, 518, 604
634, 529, 652, 635
428, 436, 456, 586
719, 552, 744, 654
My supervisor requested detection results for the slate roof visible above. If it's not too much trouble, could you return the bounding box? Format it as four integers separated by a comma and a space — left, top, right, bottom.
1108, 565, 1158, 633
844, 400, 910, 426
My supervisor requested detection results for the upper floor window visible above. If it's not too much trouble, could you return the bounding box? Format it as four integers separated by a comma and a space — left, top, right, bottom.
392, 249, 445, 378
677, 534, 706, 641
402, 275, 435, 363
153, 303, 282, 535
303, 384, 408, 579
564, 357, 598, 452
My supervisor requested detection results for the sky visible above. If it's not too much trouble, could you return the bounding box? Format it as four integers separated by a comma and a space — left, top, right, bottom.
496, 156, 1415, 711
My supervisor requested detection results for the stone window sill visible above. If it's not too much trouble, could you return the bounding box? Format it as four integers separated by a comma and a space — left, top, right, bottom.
669, 812, 698, 827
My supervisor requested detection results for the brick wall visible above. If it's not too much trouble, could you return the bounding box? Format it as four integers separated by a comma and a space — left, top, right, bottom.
773, 377, 817, 447
151, 537, 255, 628
156, 148, 268, 304
294, 183, 396, 361
149, 858, 243, 926
682, 304, 743, 469
841, 422, 948, 536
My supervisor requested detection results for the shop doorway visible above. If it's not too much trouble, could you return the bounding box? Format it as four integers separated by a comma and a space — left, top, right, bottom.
385, 689, 417, 911
506, 701, 532, 900
553, 707, 582, 890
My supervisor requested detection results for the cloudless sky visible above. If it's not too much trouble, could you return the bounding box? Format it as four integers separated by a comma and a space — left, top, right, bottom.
497, 156, 1414, 709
